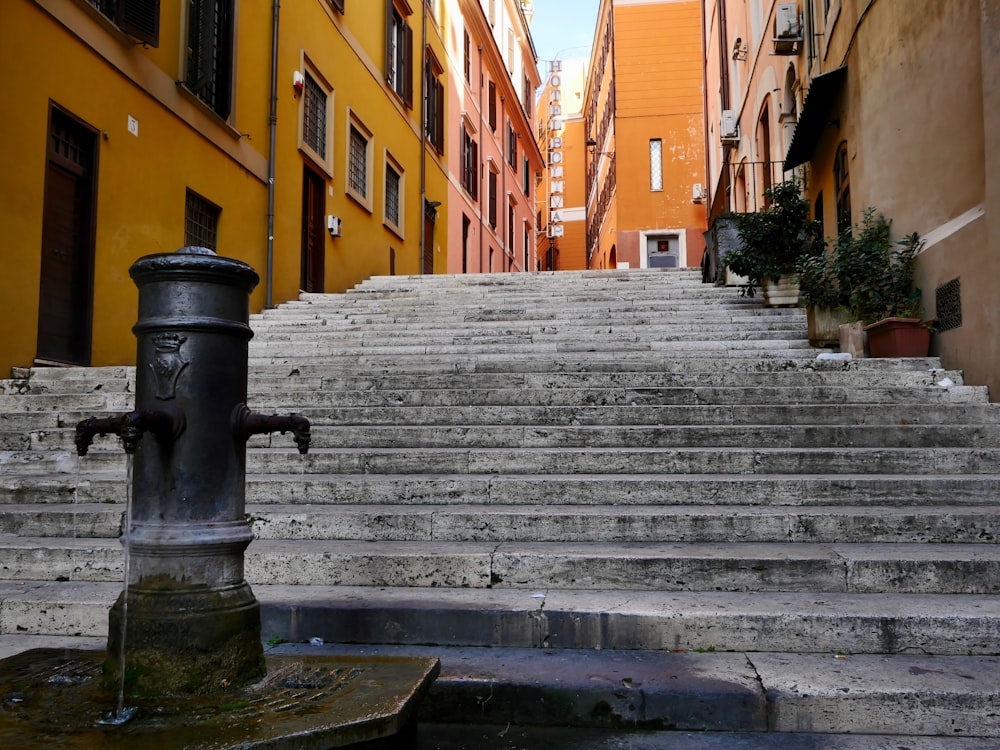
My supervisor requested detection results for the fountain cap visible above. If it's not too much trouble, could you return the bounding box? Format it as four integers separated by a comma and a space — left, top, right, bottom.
129, 247, 260, 292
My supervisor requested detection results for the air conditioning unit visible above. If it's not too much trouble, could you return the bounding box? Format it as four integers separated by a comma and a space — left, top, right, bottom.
691, 183, 707, 204
721, 110, 739, 142
773, 2, 802, 55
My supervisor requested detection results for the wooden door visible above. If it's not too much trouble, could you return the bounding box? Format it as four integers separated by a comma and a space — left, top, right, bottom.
422, 211, 434, 275
301, 167, 325, 292
37, 107, 96, 366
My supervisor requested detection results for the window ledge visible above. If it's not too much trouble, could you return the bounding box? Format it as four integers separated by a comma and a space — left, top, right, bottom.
347, 189, 373, 214
176, 83, 240, 139
384, 221, 405, 240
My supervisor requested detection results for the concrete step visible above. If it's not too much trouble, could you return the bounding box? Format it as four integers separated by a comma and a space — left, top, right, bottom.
5, 472, 999, 507
245, 340, 815, 358
4, 445, 967, 477
418, 726, 1000, 750
0, 502, 994, 545
2, 370, 975, 404
6, 583, 1000, 656
270, 642, 1000, 738
3, 537, 1000, 593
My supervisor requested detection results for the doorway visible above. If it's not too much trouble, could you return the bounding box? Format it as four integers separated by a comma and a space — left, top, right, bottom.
301, 166, 325, 292
36, 106, 97, 366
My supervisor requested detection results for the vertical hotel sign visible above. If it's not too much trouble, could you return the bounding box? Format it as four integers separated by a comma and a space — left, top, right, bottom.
547, 61, 564, 239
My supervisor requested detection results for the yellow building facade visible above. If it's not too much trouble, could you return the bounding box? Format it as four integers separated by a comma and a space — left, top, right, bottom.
2, 0, 272, 370
584, 0, 707, 271
1, 0, 537, 375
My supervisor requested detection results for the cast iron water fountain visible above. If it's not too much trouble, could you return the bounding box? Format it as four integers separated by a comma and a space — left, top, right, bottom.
0, 248, 438, 747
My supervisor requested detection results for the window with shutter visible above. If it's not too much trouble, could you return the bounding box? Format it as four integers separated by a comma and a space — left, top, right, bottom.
463, 29, 471, 84
185, 0, 235, 120
461, 128, 478, 199
424, 54, 445, 153
488, 167, 498, 228
117, 0, 160, 46
488, 81, 497, 132
385, 1, 413, 107
86, 0, 160, 46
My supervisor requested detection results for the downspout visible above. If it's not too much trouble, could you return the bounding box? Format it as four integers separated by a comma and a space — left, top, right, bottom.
419, 0, 428, 273
500, 94, 507, 272
265, 0, 280, 308
478, 44, 485, 272
700, 0, 711, 227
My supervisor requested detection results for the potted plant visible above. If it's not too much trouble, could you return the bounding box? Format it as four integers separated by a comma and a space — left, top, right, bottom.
725, 180, 820, 306
795, 240, 852, 348
836, 209, 929, 357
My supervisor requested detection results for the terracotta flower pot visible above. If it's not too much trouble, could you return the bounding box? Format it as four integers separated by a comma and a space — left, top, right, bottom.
863, 317, 931, 358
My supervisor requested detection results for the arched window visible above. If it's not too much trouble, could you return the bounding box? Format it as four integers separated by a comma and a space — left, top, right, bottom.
757, 101, 772, 202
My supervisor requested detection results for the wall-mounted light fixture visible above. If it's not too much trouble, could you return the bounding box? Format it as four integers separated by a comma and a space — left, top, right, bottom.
732, 38, 748, 61
586, 139, 615, 158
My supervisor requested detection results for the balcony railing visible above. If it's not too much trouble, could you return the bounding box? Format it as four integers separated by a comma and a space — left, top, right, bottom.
701, 159, 799, 285
720, 159, 791, 214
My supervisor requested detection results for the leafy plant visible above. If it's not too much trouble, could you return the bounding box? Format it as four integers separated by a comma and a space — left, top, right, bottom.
725, 180, 821, 296
795, 237, 843, 309
836, 209, 923, 324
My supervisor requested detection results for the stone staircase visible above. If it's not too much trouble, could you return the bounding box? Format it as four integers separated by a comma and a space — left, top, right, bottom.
2, 268, 1000, 746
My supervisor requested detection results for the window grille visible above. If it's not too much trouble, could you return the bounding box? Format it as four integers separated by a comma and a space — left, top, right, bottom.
385, 164, 401, 228
185, 190, 220, 250
302, 74, 327, 160
650, 139, 663, 191
349, 126, 369, 199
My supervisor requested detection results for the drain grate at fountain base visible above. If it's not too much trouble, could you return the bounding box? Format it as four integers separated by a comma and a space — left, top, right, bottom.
0, 648, 439, 748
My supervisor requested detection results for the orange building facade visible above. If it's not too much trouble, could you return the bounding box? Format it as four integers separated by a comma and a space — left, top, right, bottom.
444, 0, 544, 275
584, 0, 707, 271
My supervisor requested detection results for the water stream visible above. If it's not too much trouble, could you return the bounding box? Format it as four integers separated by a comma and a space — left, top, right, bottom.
96, 453, 136, 726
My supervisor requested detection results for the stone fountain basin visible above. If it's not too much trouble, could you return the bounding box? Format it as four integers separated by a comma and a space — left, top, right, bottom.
0, 648, 439, 748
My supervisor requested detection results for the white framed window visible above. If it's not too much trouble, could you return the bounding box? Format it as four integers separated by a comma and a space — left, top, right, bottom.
346, 111, 373, 211
383, 153, 404, 237
299, 59, 334, 175
649, 139, 663, 191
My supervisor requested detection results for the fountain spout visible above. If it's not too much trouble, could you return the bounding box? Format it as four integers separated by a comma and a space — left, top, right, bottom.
75, 405, 185, 456
235, 404, 311, 454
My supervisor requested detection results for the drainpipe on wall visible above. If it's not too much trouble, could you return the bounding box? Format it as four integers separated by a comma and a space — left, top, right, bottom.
265, 0, 280, 308
478, 45, 485, 273
419, 0, 428, 273
500, 94, 507, 272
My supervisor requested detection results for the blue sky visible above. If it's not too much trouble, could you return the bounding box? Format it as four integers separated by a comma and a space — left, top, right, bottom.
529, 0, 600, 65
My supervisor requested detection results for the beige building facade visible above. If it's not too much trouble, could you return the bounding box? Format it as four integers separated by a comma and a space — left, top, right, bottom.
703, 0, 1000, 398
